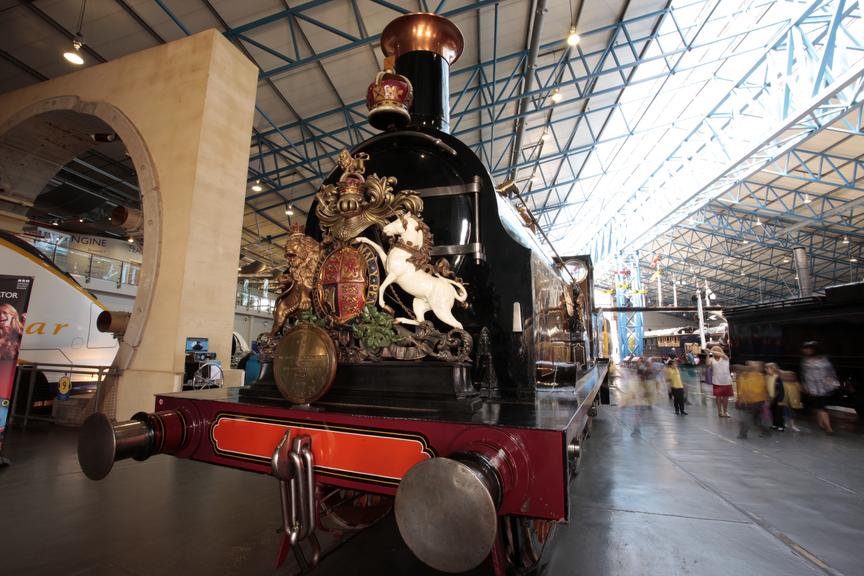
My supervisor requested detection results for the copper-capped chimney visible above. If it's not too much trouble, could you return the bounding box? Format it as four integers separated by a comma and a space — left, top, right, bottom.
380, 13, 464, 133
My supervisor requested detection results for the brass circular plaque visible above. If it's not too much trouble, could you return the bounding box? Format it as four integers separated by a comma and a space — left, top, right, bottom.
273, 324, 338, 404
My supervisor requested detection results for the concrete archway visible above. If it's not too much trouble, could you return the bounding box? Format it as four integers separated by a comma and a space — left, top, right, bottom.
0, 100, 161, 381
0, 31, 258, 417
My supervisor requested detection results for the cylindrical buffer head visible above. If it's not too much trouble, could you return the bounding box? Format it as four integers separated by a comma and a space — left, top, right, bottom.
96, 310, 131, 337
78, 413, 151, 480
395, 456, 499, 573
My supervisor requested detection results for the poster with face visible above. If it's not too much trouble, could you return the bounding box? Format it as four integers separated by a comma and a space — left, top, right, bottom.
0, 275, 34, 454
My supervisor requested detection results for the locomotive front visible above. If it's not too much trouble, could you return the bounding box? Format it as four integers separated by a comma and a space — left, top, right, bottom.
78, 13, 607, 575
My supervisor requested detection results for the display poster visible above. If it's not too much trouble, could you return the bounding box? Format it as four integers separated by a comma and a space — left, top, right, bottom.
0, 275, 34, 454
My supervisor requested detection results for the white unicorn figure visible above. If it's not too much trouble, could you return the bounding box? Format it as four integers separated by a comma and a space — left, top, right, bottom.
355, 212, 467, 329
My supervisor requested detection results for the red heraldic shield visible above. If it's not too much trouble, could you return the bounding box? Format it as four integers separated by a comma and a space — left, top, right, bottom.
317, 246, 371, 324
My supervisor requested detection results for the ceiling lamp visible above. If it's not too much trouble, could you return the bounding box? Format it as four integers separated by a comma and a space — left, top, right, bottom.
63, 38, 85, 65
542, 131, 552, 142
551, 90, 563, 104
64, 1, 88, 65
782, 257, 789, 263
285, 204, 294, 216
251, 179, 263, 192
803, 193, 812, 204
755, 216, 762, 226
127, 237, 134, 243
842, 235, 849, 244
566, 26, 580, 47
851, 258, 858, 263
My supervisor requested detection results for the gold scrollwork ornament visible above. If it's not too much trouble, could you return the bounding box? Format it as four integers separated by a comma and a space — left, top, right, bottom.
316, 150, 423, 242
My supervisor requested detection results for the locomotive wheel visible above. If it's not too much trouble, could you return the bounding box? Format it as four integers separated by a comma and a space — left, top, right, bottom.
318, 487, 393, 532
503, 517, 556, 574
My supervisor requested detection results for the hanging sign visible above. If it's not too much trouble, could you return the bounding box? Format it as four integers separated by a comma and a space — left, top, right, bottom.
0, 275, 34, 456
56, 376, 72, 401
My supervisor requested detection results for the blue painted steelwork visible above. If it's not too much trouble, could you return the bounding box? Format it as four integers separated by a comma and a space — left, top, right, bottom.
587, 0, 864, 264
615, 255, 644, 357
145, 0, 863, 300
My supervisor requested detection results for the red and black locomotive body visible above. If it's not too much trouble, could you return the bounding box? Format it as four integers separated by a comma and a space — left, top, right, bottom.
79, 13, 607, 574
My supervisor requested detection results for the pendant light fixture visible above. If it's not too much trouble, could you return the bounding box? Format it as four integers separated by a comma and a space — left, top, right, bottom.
251, 179, 263, 192
63, 1, 88, 65
566, 0, 580, 47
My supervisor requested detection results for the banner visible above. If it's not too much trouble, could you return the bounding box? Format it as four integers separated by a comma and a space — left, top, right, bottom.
0, 275, 34, 455
37, 228, 142, 263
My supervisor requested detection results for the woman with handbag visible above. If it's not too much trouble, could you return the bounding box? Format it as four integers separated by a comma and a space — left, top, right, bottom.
801, 341, 839, 435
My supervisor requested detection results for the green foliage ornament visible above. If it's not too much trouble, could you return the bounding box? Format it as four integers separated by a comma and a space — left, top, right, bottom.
297, 310, 326, 328
352, 304, 400, 350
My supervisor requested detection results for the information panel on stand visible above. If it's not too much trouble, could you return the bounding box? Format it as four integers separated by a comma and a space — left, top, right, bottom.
0, 275, 34, 456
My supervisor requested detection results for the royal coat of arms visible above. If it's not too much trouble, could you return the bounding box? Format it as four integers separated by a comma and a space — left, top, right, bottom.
266, 149, 472, 365
316, 245, 380, 324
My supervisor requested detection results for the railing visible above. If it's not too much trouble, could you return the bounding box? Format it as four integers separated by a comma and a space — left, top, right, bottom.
236, 278, 278, 314
32, 238, 279, 312
9, 362, 114, 429
32, 239, 142, 287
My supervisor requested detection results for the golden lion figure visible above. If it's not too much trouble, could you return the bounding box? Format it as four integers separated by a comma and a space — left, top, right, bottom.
269, 228, 323, 338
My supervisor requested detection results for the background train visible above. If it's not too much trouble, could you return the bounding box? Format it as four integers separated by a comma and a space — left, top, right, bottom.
643, 325, 727, 362
725, 281, 864, 416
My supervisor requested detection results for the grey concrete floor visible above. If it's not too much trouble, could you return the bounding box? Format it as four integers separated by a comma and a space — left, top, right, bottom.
541, 367, 864, 576
1, 368, 863, 575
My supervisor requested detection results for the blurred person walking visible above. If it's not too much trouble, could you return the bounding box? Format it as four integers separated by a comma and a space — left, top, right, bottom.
623, 363, 655, 435
765, 363, 785, 431
666, 358, 687, 415
736, 361, 770, 439
710, 346, 733, 418
779, 370, 803, 432
801, 341, 840, 435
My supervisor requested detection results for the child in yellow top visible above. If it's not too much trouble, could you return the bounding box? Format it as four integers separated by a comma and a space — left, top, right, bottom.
665, 359, 686, 415
736, 362, 770, 438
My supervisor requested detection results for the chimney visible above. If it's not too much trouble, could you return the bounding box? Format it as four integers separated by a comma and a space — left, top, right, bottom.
380, 13, 464, 133
792, 246, 813, 297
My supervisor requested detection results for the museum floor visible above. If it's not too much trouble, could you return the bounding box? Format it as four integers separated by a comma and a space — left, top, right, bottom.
1, 370, 863, 575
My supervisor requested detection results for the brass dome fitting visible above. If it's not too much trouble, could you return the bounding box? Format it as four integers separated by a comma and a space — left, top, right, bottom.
380, 13, 464, 64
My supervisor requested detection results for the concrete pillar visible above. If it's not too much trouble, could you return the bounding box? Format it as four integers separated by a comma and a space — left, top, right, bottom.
0, 30, 258, 417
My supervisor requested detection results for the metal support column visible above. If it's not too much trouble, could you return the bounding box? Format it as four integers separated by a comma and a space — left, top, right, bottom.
615, 254, 645, 357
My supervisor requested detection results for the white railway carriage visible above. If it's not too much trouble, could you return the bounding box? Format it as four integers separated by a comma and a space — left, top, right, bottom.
0, 231, 118, 385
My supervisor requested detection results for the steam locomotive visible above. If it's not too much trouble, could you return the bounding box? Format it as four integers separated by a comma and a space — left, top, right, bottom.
78, 13, 608, 575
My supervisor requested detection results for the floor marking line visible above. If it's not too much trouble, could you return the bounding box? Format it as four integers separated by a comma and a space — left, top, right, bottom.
699, 426, 739, 445
571, 504, 752, 525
